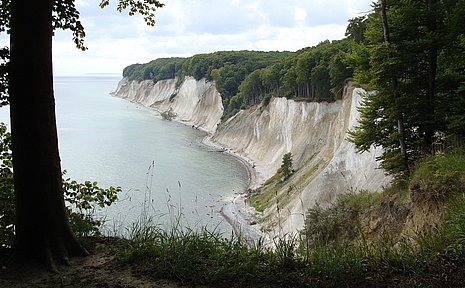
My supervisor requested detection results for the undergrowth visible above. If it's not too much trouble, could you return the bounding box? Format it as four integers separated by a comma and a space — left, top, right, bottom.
117, 152, 465, 287
117, 195, 465, 287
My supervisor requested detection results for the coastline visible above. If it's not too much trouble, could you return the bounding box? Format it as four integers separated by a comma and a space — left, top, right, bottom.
202, 137, 262, 190
202, 136, 269, 245
112, 92, 268, 245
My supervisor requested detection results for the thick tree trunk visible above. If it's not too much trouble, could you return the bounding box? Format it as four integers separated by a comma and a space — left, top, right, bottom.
9, 0, 88, 270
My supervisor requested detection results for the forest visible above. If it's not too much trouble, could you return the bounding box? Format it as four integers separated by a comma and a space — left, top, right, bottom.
122, 41, 355, 118
0, 0, 465, 286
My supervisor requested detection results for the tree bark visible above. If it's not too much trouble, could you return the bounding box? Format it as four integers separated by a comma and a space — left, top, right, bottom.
9, 0, 88, 270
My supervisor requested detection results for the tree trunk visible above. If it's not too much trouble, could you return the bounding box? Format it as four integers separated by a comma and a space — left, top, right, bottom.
9, 0, 88, 270
424, 0, 437, 154
380, 0, 409, 171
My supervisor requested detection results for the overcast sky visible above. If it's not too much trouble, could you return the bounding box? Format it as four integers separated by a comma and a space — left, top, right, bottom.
12, 0, 374, 76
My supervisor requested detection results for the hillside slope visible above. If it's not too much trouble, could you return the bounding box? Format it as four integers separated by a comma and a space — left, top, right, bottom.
112, 76, 223, 134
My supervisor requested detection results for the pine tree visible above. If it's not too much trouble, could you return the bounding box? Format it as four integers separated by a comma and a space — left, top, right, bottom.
281, 152, 293, 181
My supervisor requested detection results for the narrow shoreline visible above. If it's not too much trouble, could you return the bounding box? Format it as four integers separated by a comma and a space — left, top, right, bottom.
202, 136, 269, 245
202, 137, 261, 189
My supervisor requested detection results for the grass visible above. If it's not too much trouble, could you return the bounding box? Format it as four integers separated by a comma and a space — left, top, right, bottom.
249, 160, 323, 213
249, 172, 282, 212
118, 217, 306, 287
410, 152, 465, 202
112, 152, 465, 287
116, 197, 465, 287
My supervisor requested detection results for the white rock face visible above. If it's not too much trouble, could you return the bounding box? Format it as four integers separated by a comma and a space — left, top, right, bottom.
212, 84, 391, 235
113, 77, 391, 235
112, 77, 223, 134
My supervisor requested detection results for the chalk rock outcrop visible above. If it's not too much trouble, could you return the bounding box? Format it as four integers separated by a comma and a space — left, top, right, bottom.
212, 84, 390, 234
112, 76, 223, 134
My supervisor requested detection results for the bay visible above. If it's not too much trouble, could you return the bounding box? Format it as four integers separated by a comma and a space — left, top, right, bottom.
0, 76, 249, 235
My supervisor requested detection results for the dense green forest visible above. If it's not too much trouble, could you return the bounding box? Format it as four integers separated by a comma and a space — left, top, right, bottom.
122, 42, 354, 118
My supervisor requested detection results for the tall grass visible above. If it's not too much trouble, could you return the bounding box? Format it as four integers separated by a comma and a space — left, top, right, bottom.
114, 152, 465, 287
116, 197, 465, 287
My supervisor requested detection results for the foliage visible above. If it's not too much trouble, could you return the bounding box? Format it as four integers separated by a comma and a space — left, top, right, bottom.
0, 47, 8, 107
348, 0, 465, 176
302, 191, 381, 249
410, 152, 465, 202
119, 218, 307, 287
0, 122, 13, 247
63, 173, 121, 237
122, 39, 356, 119
118, 187, 465, 287
0, 0, 161, 266
122, 50, 293, 117
0, 123, 121, 247
0, 0, 165, 105
281, 152, 293, 181
99, 0, 164, 27
123, 57, 185, 82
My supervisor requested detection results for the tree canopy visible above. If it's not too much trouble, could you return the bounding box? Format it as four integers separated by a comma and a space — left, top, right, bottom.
122, 40, 355, 118
349, 0, 465, 175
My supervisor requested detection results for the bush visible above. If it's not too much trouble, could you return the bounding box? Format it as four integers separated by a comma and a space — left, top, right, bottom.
302, 191, 381, 249
410, 153, 465, 202
63, 173, 121, 237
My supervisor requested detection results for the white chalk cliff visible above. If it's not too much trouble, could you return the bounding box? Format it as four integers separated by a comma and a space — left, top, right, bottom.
113, 77, 391, 235
112, 76, 223, 134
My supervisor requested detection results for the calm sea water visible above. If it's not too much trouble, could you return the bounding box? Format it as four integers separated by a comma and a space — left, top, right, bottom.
0, 76, 248, 235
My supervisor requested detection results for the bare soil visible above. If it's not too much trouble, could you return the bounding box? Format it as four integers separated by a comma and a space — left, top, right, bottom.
0, 238, 179, 288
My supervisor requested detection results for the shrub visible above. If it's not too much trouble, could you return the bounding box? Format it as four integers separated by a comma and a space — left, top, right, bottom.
410, 153, 465, 202
301, 191, 381, 249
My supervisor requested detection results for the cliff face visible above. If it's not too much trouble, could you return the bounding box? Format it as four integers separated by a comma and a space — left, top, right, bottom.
212, 84, 390, 234
112, 77, 223, 134
113, 77, 390, 234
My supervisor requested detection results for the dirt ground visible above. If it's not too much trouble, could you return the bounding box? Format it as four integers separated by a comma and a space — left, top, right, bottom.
0, 238, 178, 288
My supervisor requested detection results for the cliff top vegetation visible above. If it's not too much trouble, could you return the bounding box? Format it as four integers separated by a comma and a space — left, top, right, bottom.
122, 39, 354, 119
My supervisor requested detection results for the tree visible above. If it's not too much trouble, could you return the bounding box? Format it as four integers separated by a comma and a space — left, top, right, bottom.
345, 16, 368, 44
5, 0, 163, 269
281, 152, 293, 181
349, 0, 465, 175
379, 0, 408, 171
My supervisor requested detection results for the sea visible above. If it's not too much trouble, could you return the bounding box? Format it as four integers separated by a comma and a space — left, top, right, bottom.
0, 76, 249, 235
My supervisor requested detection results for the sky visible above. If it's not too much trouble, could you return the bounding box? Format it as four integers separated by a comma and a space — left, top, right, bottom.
3, 0, 374, 76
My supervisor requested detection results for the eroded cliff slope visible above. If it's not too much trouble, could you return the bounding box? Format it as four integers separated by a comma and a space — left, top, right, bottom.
212, 84, 390, 235
113, 77, 391, 235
